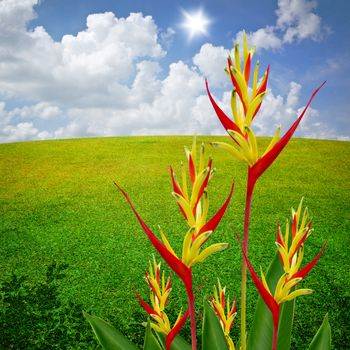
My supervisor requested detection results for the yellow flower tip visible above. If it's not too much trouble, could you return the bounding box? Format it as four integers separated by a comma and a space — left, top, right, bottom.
171, 192, 180, 200
184, 146, 191, 159
220, 243, 230, 251
274, 241, 281, 249
201, 230, 213, 238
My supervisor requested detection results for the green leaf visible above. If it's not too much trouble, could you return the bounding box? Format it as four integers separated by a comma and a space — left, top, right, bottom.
308, 313, 331, 350
247, 253, 295, 350
202, 300, 229, 350
156, 332, 191, 350
276, 300, 295, 350
143, 320, 163, 350
84, 311, 139, 350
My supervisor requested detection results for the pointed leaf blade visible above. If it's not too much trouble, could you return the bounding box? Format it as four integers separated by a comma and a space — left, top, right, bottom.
144, 320, 163, 350
276, 300, 295, 350
84, 312, 139, 350
308, 314, 331, 350
202, 301, 229, 350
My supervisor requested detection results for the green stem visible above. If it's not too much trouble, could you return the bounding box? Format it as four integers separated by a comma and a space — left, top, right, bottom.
240, 174, 255, 350
185, 270, 197, 350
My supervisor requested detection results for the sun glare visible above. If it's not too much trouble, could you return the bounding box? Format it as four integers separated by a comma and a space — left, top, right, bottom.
181, 8, 211, 40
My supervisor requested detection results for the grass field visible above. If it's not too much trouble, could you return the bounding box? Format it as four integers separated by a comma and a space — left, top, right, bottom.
1, 136, 349, 349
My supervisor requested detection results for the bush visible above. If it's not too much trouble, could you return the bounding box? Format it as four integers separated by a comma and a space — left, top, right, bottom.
0, 261, 97, 349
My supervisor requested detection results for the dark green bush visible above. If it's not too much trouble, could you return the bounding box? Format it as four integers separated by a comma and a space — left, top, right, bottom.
0, 261, 97, 349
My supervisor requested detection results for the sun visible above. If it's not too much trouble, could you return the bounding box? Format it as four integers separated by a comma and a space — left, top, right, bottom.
181, 8, 211, 40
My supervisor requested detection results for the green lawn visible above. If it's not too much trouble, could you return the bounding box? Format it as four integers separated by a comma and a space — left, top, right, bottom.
1, 136, 349, 349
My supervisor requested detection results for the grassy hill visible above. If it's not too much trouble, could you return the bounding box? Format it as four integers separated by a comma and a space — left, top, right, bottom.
1, 136, 349, 349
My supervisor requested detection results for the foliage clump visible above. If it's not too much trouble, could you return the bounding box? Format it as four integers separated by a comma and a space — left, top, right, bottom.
0, 261, 97, 349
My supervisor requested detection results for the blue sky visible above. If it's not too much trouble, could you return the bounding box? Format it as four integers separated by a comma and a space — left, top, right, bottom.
0, 0, 349, 142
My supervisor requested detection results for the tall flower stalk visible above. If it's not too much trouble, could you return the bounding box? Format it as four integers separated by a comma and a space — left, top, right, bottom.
206, 33, 325, 349
237, 199, 325, 350
115, 139, 234, 350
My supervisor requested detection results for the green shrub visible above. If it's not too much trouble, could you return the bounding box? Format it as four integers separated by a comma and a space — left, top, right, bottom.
0, 261, 97, 349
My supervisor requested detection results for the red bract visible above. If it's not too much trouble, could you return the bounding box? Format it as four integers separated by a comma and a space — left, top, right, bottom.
197, 182, 234, 236
135, 290, 160, 317
165, 309, 190, 350
249, 81, 326, 185
293, 243, 326, 280
236, 232, 280, 329
114, 182, 191, 285
205, 79, 243, 136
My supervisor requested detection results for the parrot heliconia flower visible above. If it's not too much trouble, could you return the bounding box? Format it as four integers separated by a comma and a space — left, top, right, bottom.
135, 257, 189, 349
135, 257, 188, 334
237, 199, 326, 350
205, 32, 325, 350
210, 280, 237, 350
206, 32, 325, 187
115, 138, 233, 278
169, 137, 232, 267
115, 138, 234, 350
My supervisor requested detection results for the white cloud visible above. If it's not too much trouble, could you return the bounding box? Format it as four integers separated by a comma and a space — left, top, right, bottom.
192, 43, 228, 87
236, 27, 282, 52
286, 82, 301, 107
238, 0, 325, 51
10, 102, 62, 120
0, 0, 37, 35
252, 82, 348, 141
0, 0, 343, 143
160, 27, 176, 48
1, 122, 39, 143
276, 0, 322, 42
0, 2, 164, 106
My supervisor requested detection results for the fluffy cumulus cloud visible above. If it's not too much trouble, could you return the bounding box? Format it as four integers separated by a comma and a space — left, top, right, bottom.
192, 44, 228, 87
0, 0, 342, 143
252, 82, 347, 141
237, 0, 326, 51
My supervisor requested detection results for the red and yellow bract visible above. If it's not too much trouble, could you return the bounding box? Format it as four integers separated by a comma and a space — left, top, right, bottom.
237, 200, 326, 350
135, 256, 189, 349
210, 280, 237, 350
115, 139, 234, 350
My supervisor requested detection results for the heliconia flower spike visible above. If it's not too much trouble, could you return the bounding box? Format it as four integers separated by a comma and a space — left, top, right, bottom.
116, 138, 233, 350
236, 199, 325, 350
169, 138, 233, 268
207, 33, 325, 184
135, 258, 189, 350
145, 256, 171, 310
210, 280, 237, 350
276, 199, 326, 280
